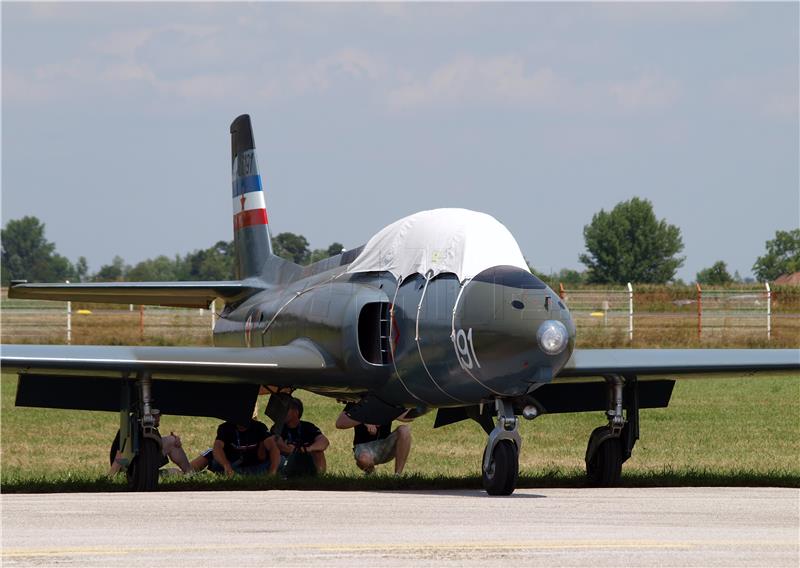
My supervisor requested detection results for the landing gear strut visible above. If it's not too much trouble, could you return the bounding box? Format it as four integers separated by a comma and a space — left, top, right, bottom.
481, 399, 521, 496
117, 373, 162, 492
585, 375, 639, 487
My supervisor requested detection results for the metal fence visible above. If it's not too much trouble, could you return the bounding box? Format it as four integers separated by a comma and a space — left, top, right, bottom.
1, 284, 795, 346
559, 282, 788, 341
1, 290, 216, 345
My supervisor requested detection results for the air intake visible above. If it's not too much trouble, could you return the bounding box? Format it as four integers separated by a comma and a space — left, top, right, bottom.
358, 302, 391, 365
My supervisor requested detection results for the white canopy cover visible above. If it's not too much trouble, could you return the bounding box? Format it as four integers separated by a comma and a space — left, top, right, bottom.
346, 208, 529, 282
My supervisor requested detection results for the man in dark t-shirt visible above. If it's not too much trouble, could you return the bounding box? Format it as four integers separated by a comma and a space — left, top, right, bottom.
277, 397, 329, 476
195, 418, 280, 476
335, 404, 413, 475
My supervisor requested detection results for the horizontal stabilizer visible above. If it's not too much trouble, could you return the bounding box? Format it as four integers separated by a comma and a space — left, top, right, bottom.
8, 280, 261, 309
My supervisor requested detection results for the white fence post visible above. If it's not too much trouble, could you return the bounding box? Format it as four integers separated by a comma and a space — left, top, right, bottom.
765, 282, 771, 341
65, 280, 72, 345
627, 282, 633, 341
211, 299, 216, 333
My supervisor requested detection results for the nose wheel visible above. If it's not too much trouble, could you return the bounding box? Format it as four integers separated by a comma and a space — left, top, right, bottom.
481, 399, 521, 496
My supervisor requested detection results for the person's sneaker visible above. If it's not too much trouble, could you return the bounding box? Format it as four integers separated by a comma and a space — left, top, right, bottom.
159, 468, 183, 477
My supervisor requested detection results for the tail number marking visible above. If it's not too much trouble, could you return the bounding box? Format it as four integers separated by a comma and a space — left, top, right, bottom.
455, 328, 481, 370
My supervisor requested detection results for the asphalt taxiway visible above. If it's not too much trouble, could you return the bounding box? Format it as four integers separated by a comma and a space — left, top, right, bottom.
3, 487, 798, 566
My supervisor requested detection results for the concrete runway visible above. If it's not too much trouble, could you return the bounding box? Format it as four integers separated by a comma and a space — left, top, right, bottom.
2, 487, 798, 567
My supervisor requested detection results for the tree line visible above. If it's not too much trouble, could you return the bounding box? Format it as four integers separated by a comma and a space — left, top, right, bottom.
1, 216, 345, 285
2, 199, 798, 286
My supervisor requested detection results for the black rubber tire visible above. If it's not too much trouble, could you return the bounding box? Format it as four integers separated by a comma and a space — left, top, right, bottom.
126, 437, 160, 492
586, 437, 623, 487
482, 440, 519, 496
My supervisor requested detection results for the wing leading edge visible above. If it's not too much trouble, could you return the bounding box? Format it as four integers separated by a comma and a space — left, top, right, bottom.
559, 348, 800, 380
1, 340, 346, 387
8, 280, 264, 309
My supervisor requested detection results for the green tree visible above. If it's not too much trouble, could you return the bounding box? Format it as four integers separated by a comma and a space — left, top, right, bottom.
696, 261, 733, 285
127, 255, 181, 281
326, 242, 344, 256
309, 242, 346, 264
94, 255, 128, 282
74, 256, 90, 282
555, 268, 587, 286
1, 216, 74, 284
752, 229, 800, 281
272, 232, 310, 264
181, 241, 235, 280
579, 198, 684, 284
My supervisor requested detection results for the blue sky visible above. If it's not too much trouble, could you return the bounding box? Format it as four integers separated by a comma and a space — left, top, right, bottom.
2, 2, 798, 281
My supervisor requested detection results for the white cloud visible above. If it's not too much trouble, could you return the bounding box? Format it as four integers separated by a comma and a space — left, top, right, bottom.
607, 73, 681, 111
714, 70, 799, 121
383, 56, 682, 115
386, 56, 561, 110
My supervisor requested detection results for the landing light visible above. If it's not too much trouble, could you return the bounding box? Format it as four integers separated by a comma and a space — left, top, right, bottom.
537, 320, 568, 355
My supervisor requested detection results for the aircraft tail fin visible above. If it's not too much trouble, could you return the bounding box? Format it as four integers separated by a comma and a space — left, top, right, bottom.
230, 114, 274, 280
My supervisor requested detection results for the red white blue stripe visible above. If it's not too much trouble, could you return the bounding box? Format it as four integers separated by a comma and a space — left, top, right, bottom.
232, 150, 268, 231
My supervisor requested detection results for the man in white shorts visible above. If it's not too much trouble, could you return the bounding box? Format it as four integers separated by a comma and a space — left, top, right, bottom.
335, 405, 412, 475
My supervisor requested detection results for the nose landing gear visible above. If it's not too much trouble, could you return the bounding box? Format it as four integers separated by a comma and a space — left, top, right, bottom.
481, 399, 521, 495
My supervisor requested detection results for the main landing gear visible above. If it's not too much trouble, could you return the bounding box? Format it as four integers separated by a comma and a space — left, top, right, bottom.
115, 373, 163, 492
481, 399, 521, 496
585, 375, 639, 487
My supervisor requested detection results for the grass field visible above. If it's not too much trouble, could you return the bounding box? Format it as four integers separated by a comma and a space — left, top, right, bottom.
2, 372, 798, 492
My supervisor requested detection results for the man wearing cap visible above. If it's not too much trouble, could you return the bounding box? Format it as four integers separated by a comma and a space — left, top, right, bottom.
277, 397, 329, 476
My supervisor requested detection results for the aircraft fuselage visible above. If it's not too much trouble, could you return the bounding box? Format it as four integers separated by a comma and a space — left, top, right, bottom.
213, 263, 576, 409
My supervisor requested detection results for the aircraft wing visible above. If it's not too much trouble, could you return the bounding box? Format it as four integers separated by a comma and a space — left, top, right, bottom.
558, 348, 800, 380
2, 340, 349, 421
1, 340, 342, 386
7, 280, 262, 309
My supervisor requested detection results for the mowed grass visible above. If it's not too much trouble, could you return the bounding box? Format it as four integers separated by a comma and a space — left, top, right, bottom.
1, 371, 798, 492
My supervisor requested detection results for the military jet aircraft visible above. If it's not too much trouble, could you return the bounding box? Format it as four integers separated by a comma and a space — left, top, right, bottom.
3, 115, 798, 494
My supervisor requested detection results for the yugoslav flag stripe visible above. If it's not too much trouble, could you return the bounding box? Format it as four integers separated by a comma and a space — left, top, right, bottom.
232, 191, 266, 214
232, 175, 262, 197
234, 208, 268, 231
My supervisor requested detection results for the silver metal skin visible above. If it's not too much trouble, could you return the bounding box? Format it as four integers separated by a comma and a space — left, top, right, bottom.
607, 376, 625, 434
522, 405, 539, 420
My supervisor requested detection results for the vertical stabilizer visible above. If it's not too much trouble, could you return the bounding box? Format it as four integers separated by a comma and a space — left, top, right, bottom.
230, 114, 273, 280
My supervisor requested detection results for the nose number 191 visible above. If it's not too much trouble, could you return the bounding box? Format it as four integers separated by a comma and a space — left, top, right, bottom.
455, 328, 481, 370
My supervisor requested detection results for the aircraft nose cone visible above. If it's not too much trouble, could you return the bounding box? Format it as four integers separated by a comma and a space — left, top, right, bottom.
455, 266, 574, 393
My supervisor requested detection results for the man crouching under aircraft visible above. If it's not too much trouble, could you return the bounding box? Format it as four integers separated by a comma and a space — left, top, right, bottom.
193, 417, 281, 477
335, 405, 413, 475
277, 397, 330, 477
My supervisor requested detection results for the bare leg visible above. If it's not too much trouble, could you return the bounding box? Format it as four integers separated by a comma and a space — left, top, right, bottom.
190, 454, 210, 472
311, 451, 327, 475
161, 435, 193, 474
356, 451, 375, 474
108, 451, 123, 477
393, 425, 412, 475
